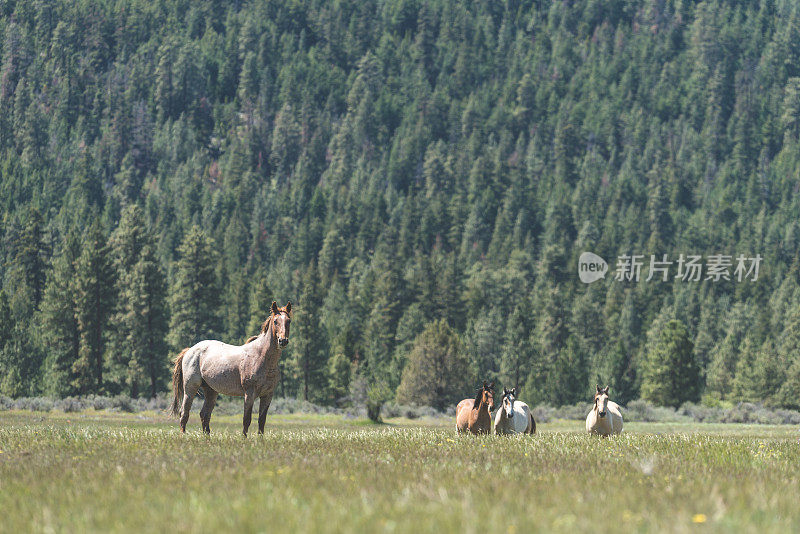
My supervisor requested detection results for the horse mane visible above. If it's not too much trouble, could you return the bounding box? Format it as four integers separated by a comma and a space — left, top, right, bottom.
260, 312, 275, 335
473, 387, 484, 407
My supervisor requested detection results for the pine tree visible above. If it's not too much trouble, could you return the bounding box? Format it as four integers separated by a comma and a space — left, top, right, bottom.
7, 207, 47, 309
773, 306, 800, 408
389, 302, 426, 391
640, 320, 701, 408
289, 261, 326, 402
109, 204, 148, 274
500, 299, 535, 391
319, 280, 356, 401
118, 245, 168, 397
246, 274, 274, 338
705, 303, 752, 402
548, 335, 588, 406
731, 336, 760, 403
39, 231, 81, 396
396, 319, 472, 410
168, 226, 221, 350
531, 285, 570, 403
108, 204, 151, 392
73, 220, 116, 393
0, 321, 42, 397
0, 291, 11, 353
601, 340, 637, 406
362, 250, 403, 388
749, 340, 785, 406
0, 290, 22, 396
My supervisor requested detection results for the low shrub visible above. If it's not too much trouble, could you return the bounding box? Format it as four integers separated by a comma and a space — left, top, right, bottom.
2, 394, 800, 426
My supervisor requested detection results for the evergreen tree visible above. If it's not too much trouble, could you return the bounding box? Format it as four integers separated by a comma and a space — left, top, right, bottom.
705, 304, 752, 402
601, 340, 637, 406
640, 320, 701, 408
548, 335, 588, 406
73, 220, 116, 393
246, 275, 274, 338
773, 306, 800, 408
288, 261, 326, 402
500, 299, 535, 391
396, 319, 472, 410
39, 231, 81, 396
0, 290, 24, 396
117, 245, 168, 397
168, 226, 221, 350
7, 207, 47, 309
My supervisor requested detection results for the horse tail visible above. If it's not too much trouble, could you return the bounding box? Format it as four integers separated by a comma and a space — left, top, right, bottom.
169, 348, 189, 418
528, 411, 536, 434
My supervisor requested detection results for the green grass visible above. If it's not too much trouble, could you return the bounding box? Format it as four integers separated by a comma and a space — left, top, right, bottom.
1, 411, 799, 533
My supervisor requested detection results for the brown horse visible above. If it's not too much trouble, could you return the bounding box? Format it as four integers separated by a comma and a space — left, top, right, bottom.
170, 301, 291, 436
456, 381, 495, 434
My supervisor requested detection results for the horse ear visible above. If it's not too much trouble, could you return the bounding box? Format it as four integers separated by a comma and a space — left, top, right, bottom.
511, 387, 516, 395
285, 301, 292, 314
596, 384, 601, 393
271, 301, 279, 315
603, 386, 610, 394
488, 381, 494, 390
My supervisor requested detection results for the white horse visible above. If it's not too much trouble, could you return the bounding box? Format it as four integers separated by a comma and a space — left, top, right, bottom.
170, 301, 291, 436
494, 387, 535, 435
586, 385, 623, 436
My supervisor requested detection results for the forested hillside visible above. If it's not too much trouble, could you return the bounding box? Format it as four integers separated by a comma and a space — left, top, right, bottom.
2, 0, 800, 409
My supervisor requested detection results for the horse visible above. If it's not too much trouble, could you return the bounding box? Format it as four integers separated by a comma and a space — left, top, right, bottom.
585, 385, 623, 436
494, 387, 535, 435
456, 381, 495, 435
170, 301, 292, 436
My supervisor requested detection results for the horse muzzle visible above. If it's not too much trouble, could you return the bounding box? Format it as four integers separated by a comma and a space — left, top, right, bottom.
598, 411, 606, 418
278, 338, 289, 347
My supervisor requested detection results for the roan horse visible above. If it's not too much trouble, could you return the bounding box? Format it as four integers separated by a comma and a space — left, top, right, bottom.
494, 387, 535, 435
170, 301, 292, 436
585, 385, 623, 436
456, 381, 495, 434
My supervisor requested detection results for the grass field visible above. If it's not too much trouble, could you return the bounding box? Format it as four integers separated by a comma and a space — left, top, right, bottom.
1, 410, 799, 533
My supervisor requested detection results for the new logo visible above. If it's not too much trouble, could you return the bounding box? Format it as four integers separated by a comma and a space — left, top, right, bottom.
578, 252, 608, 284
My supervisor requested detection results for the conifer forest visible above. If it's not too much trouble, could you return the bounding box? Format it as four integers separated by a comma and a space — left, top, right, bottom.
3, 0, 800, 411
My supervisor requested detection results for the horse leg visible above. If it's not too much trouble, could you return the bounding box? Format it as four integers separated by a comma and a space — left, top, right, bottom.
199, 387, 218, 434
179, 384, 199, 433
242, 388, 256, 437
258, 391, 274, 435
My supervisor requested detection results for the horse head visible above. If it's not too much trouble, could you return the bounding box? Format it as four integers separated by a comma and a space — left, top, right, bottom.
502, 387, 517, 419
267, 301, 292, 347
474, 381, 495, 412
594, 385, 610, 418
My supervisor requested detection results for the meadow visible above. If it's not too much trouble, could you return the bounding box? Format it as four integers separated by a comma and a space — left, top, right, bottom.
1, 410, 799, 533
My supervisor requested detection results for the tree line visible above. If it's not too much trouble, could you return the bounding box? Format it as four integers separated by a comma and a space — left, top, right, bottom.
2, 0, 800, 410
